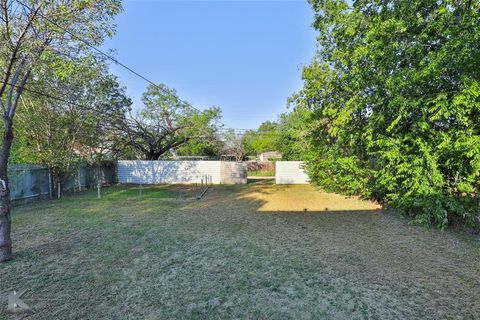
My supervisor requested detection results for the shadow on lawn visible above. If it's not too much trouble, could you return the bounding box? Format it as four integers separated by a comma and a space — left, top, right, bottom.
246, 177, 275, 184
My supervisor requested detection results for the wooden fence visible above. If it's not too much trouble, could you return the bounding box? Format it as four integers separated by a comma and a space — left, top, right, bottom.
246, 161, 275, 172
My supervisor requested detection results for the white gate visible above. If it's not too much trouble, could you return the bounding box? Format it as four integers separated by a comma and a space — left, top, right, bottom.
275, 161, 309, 184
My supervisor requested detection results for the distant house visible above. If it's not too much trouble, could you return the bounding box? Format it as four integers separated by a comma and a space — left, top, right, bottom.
259, 151, 282, 162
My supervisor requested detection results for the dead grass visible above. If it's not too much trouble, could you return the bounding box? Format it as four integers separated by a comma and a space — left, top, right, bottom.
239, 180, 381, 211
0, 181, 479, 319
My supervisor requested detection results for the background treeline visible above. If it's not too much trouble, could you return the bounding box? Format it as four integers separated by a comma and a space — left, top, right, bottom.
237, 111, 311, 161
287, 0, 480, 228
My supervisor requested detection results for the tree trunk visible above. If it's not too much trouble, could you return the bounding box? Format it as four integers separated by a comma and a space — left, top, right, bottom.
145, 150, 160, 160
0, 119, 13, 262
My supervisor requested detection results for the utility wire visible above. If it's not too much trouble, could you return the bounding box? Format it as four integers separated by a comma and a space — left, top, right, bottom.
7, 81, 287, 137
13, 0, 289, 134
5, 81, 99, 112
14, 0, 226, 128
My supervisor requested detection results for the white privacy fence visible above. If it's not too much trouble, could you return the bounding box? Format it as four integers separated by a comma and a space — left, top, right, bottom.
275, 161, 309, 184
118, 160, 223, 184
118, 160, 307, 185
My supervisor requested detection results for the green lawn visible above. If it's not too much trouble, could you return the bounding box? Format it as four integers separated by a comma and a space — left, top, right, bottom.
88, 184, 200, 200
1, 181, 479, 319
247, 170, 275, 177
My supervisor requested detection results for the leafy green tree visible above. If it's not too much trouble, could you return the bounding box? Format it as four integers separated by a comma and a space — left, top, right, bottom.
114, 84, 222, 160
14, 54, 131, 189
175, 135, 224, 158
276, 109, 311, 161
242, 121, 280, 156
0, 0, 122, 262
292, 0, 480, 228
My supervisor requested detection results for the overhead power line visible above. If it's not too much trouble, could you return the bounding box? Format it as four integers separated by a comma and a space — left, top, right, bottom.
5, 81, 98, 112
14, 0, 226, 128
6, 82, 289, 137
217, 128, 277, 131
7, 81, 287, 134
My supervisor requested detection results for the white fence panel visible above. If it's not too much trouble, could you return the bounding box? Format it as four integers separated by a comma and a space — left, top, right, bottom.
275, 161, 309, 184
118, 160, 222, 184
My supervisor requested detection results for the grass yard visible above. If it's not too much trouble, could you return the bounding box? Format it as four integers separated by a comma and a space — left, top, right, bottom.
88, 184, 203, 200
1, 180, 479, 319
247, 171, 275, 177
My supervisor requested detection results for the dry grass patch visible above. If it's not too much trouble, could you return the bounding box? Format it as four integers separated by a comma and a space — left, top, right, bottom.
239, 180, 380, 212
0, 181, 479, 319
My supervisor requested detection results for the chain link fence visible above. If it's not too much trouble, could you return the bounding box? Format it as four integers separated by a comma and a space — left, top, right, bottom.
9, 164, 116, 204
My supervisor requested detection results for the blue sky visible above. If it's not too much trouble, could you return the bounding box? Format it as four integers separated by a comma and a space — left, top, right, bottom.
103, 0, 317, 129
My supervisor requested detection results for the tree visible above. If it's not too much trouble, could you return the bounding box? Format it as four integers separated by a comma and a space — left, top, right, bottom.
175, 134, 224, 158
276, 109, 311, 161
293, 0, 480, 228
114, 84, 222, 160
241, 113, 311, 161
242, 121, 280, 156
222, 129, 247, 161
14, 54, 131, 190
0, 0, 122, 262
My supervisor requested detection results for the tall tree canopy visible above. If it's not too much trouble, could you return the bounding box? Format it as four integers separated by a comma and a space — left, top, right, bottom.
291, 0, 480, 228
242, 121, 280, 156
0, 0, 122, 262
276, 109, 312, 161
14, 54, 131, 185
114, 84, 222, 160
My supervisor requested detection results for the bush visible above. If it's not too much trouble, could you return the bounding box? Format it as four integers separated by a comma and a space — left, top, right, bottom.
292, 0, 480, 229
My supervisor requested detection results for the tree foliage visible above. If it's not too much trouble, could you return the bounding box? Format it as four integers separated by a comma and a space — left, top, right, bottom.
114, 84, 222, 160
0, 0, 122, 262
242, 121, 280, 156
13, 54, 131, 183
276, 109, 312, 161
291, 0, 480, 228
240, 113, 311, 161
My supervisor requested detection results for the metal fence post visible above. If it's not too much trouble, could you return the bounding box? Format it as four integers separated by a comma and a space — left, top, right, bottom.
96, 167, 101, 199
48, 167, 52, 200
78, 167, 82, 192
